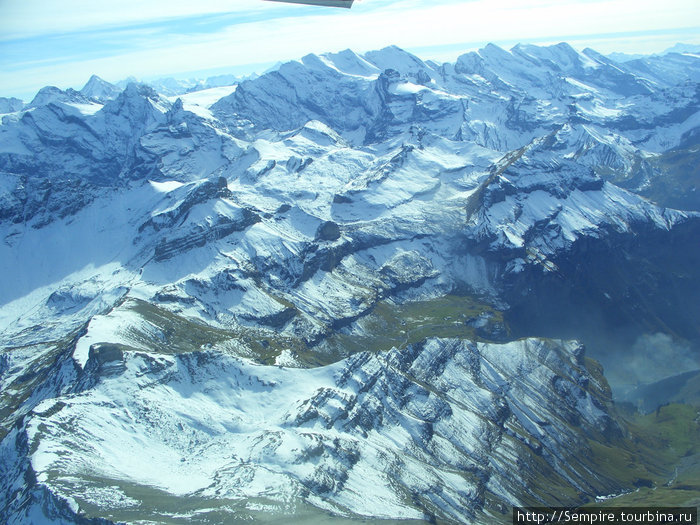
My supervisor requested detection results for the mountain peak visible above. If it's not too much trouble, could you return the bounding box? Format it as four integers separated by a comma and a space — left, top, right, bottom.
80, 74, 122, 102
363, 45, 428, 74
662, 42, 700, 55
121, 81, 160, 100
319, 48, 380, 77
480, 42, 509, 58
27, 85, 88, 108
0, 96, 23, 113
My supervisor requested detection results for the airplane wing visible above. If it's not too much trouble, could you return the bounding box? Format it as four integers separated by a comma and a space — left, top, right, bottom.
264, 0, 354, 7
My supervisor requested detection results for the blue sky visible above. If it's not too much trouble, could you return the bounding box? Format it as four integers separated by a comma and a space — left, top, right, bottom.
1, 0, 699, 101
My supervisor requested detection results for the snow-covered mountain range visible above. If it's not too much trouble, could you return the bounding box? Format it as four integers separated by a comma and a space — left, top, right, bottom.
1, 42, 699, 524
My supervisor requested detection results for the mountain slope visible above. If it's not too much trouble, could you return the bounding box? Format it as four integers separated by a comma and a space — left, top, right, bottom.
2, 336, 627, 524
1, 43, 700, 524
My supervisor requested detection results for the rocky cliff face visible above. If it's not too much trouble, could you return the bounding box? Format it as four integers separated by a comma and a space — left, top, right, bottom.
1, 43, 699, 523
2, 337, 625, 524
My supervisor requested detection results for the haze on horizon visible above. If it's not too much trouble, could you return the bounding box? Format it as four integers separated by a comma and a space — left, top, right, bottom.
1, 0, 699, 101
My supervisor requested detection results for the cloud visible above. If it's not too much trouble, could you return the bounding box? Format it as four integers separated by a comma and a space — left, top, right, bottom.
627, 333, 699, 384
0, 0, 271, 40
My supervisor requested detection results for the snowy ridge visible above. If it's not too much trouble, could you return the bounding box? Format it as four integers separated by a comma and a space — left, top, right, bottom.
465, 125, 690, 258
